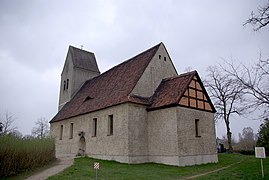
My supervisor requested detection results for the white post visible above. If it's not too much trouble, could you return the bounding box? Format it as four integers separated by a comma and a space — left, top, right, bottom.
261, 159, 264, 178
255, 147, 266, 178
94, 162, 99, 180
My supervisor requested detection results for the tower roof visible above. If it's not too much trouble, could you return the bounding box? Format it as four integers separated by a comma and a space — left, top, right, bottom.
68, 46, 100, 73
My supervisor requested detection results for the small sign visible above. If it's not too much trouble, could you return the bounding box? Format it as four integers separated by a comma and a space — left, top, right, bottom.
94, 162, 100, 169
255, 147, 266, 158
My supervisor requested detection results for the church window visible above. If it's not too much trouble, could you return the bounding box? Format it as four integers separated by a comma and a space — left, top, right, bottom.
66, 79, 69, 90
195, 119, 201, 137
92, 118, 97, 137
108, 115, 113, 136
63, 81, 66, 91
60, 125, 63, 140
164, 57, 167, 61
69, 123, 73, 139
159, 55, 161, 59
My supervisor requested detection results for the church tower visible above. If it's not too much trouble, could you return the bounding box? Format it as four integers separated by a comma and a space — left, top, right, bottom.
58, 46, 100, 111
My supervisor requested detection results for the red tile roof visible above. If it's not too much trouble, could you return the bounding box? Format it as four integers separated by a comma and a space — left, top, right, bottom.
148, 71, 216, 112
50, 43, 161, 122
148, 71, 196, 110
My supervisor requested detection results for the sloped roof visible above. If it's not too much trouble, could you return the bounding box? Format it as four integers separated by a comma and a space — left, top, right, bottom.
69, 46, 100, 73
148, 71, 216, 112
50, 43, 161, 122
148, 71, 196, 110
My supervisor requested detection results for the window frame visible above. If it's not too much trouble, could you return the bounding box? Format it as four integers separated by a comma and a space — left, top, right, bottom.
195, 119, 201, 137
107, 115, 113, 136
92, 118, 97, 137
66, 79, 69, 90
63, 81, 66, 91
69, 123, 73, 139
59, 125, 63, 140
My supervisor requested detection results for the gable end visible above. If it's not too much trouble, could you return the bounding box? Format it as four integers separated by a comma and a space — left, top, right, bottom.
178, 74, 216, 112
147, 71, 216, 113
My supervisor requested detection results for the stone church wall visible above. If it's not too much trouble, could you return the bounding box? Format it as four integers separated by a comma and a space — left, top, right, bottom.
127, 103, 149, 163
148, 107, 179, 165
176, 106, 218, 166
146, 106, 218, 166
51, 104, 130, 163
51, 103, 218, 166
58, 53, 74, 110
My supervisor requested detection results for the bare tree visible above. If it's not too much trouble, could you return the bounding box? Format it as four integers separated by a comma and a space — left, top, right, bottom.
221, 134, 236, 150
236, 127, 256, 151
9, 130, 23, 138
239, 127, 255, 142
224, 58, 269, 118
204, 66, 246, 152
241, 1, 269, 117
0, 112, 17, 135
31, 117, 50, 138
244, 1, 269, 31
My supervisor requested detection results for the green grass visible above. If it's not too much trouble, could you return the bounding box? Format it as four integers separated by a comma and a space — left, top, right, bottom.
48, 153, 268, 180
195, 155, 268, 180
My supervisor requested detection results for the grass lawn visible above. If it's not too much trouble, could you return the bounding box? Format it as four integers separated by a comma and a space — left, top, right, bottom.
47, 153, 268, 180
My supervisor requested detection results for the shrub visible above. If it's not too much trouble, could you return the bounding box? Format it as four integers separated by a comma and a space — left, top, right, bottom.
0, 135, 55, 177
235, 150, 255, 155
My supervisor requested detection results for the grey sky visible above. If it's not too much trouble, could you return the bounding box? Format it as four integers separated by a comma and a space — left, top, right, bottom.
0, 0, 268, 138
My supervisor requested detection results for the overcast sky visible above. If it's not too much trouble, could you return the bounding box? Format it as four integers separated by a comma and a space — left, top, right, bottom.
0, 0, 268, 138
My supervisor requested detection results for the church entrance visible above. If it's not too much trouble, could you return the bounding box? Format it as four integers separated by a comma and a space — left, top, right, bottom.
78, 136, 86, 156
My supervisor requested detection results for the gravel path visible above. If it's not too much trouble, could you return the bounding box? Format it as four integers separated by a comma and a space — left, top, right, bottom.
25, 157, 74, 180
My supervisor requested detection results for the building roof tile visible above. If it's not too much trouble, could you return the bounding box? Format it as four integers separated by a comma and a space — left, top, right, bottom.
148, 71, 196, 110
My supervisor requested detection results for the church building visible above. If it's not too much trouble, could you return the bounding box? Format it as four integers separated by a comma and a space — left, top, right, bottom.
50, 43, 218, 166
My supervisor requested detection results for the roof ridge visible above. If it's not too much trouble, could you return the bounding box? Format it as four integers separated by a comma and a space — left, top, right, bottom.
110, 42, 162, 70
84, 42, 162, 86
123, 42, 162, 62
162, 70, 197, 82
126, 43, 162, 95
69, 45, 94, 54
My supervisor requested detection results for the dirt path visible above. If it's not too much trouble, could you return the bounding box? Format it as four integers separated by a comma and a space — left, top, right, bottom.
183, 160, 243, 179
25, 157, 74, 180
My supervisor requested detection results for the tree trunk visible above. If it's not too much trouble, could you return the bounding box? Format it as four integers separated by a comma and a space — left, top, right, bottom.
223, 103, 233, 152
226, 123, 233, 152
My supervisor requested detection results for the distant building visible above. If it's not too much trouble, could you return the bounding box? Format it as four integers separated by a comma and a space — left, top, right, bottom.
50, 43, 218, 166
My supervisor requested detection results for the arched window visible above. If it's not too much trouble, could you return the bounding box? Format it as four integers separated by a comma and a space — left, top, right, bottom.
63, 80, 66, 91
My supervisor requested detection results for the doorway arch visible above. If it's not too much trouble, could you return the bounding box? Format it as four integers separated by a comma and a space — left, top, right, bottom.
78, 136, 86, 156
